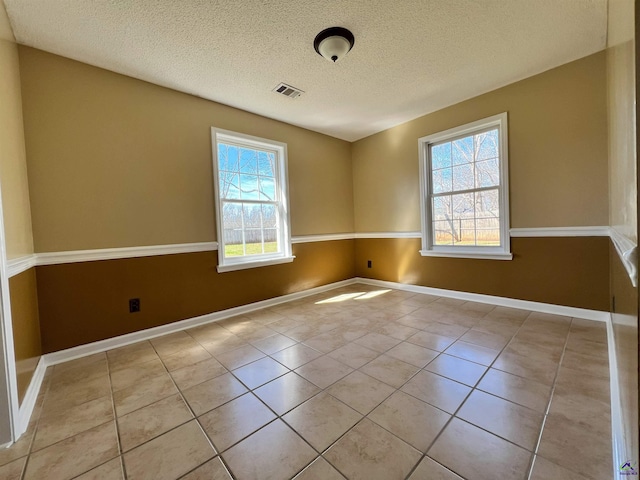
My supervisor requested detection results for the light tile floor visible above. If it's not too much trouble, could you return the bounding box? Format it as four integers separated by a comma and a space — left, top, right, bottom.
0, 284, 613, 479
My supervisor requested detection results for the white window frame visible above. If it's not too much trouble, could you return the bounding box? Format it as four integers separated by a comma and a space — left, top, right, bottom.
418, 112, 512, 260
211, 128, 294, 273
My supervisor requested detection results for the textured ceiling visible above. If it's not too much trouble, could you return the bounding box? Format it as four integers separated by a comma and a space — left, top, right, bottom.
4, 0, 607, 141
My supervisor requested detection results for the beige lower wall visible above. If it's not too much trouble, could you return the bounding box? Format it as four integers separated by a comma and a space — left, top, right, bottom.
355, 237, 609, 311
36, 240, 355, 353
9, 268, 42, 405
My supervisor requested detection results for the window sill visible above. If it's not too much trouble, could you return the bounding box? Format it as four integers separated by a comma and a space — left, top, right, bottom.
216, 255, 295, 273
419, 250, 513, 261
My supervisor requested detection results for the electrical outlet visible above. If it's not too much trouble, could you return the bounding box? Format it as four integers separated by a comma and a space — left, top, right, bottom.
367, 260, 372, 268
129, 298, 140, 313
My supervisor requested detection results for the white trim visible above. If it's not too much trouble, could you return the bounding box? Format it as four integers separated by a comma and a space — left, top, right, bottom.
354, 277, 609, 321
354, 232, 421, 239
43, 278, 357, 366
419, 250, 513, 260
36, 242, 218, 266
292, 233, 355, 243
509, 226, 610, 237
609, 227, 638, 287
7, 255, 37, 278
606, 313, 625, 479
15, 358, 46, 437
216, 255, 295, 273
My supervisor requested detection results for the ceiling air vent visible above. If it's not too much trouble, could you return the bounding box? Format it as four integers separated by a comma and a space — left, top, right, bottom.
273, 83, 304, 99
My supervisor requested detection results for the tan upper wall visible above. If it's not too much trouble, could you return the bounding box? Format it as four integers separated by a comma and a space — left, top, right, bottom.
19, 46, 354, 252
352, 51, 608, 232
0, 4, 34, 259
607, 0, 637, 243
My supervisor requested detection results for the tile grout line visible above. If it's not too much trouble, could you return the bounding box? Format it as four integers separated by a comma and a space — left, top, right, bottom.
525, 317, 575, 480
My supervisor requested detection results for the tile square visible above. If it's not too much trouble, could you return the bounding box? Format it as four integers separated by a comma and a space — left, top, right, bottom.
407, 331, 456, 351
43, 375, 111, 416
324, 418, 422, 480
421, 321, 469, 338
118, 394, 193, 451
354, 333, 401, 353
222, 419, 316, 480
295, 356, 353, 389
151, 331, 200, 358
199, 393, 276, 452
373, 322, 420, 340
327, 343, 379, 369
293, 457, 344, 480
408, 457, 463, 479
0, 457, 26, 480
232, 356, 289, 389
271, 344, 323, 369
360, 354, 419, 388
424, 354, 487, 387
457, 390, 543, 450
160, 344, 211, 372
444, 340, 500, 366
182, 372, 248, 416
251, 333, 297, 354
538, 413, 612, 480
283, 392, 362, 451
107, 342, 159, 372
529, 456, 585, 480
254, 372, 320, 415
170, 357, 228, 390
385, 342, 439, 368
74, 457, 123, 479
199, 333, 249, 356
33, 395, 114, 451
459, 328, 511, 350
401, 370, 470, 414
113, 373, 178, 417
326, 371, 395, 415
181, 457, 232, 479
24, 422, 119, 480
477, 368, 551, 413
369, 391, 450, 452
215, 345, 265, 370
123, 420, 215, 480
428, 418, 531, 480
303, 331, 351, 353
110, 357, 167, 392
493, 351, 558, 385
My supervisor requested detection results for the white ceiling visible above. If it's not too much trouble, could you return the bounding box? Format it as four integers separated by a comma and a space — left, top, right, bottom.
4, 0, 608, 142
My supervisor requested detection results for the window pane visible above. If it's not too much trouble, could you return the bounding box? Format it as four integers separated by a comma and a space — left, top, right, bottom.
219, 172, 240, 199
452, 164, 474, 191
218, 144, 239, 172
239, 148, 258, 174
476, 189, 500, 246
259, 177, 276, 201
239, 174, 259, 200
432, 195, 451, 221
433, 220, 454, 245
259, 152, 275, 177
262, 205, 279, 253
475, 159, 499, 188
432, 168, 452, 194
223, 202, 244, 257
452, 136, 473, 165
431, 143, 451, 170
243, 204, 263, 254
476, 129, 499, 161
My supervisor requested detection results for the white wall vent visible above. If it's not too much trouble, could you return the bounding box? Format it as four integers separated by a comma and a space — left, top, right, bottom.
273, 83, 304, 99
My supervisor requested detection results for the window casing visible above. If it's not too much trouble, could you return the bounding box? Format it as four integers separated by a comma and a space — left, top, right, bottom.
211, 128, 293, 272
418, 113, 512, 260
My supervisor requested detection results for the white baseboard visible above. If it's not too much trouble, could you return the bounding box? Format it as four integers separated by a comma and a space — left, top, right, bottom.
15, 357, 46, 437
355, 277, 609, 321
43, 278, 358, 367
607, 313, 624, 479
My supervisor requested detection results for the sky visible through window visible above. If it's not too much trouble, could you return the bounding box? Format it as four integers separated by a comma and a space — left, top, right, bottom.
430, 128, 501, 246
218, 143, 279, 256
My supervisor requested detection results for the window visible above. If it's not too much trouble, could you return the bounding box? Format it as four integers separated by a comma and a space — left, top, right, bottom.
211, 128, 293, 272
418, 113, 511, 260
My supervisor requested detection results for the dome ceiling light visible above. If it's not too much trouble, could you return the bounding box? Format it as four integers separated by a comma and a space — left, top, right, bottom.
313, 27, 355, 63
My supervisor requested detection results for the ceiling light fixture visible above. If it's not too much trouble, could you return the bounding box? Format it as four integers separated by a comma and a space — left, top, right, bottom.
314, 27, 355, 63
